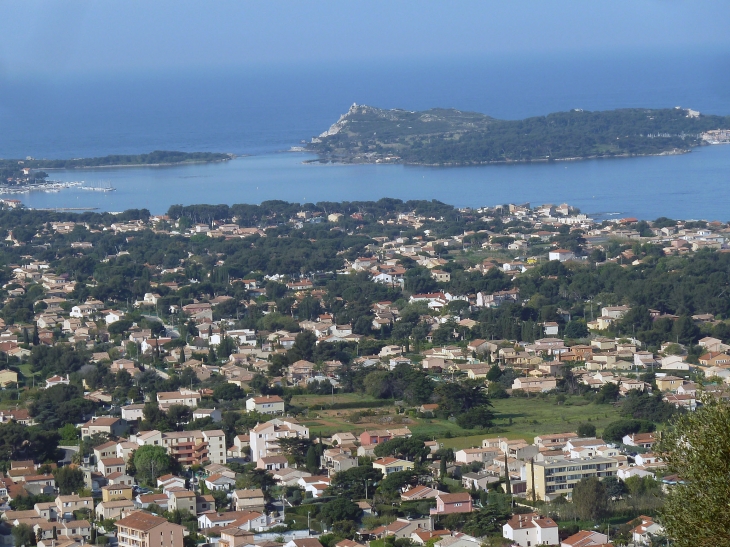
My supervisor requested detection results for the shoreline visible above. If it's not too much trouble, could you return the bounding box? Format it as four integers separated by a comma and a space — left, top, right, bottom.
303, 147, 694, 167
41, 156, 241, 171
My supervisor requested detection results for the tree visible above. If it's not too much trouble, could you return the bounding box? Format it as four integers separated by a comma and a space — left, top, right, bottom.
12, 523, 36, 547
601, 476, 626, 501
53, 466, 85, 495
305, 445, 319, 474
134, 445, 173, 485
564, 319, 588, 339
455, 405, 495, 429
571, 477, 607, 521
577, 423, 596, 438
319, 498, 362, 526
594, 382, 620, 404
486, 364, 502, 382
602, 419, 655, 443
660, 396, 730, 546
328, 466, 382, 499
374, 437, 429, 464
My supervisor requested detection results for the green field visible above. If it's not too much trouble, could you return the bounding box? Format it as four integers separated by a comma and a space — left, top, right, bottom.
437, 395, 623, 449
292, 392, 623, 448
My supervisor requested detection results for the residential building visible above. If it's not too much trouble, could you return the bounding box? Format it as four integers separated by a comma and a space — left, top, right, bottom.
503, 513, 559, 547
116, 510, 186, 547
372, 458, 415, 475
245, 395, 285, 414
95, 499, 136, 520
81, 416, 128, 438
430, 492, 473, 515
232, 488, 266, 512
133, 429, 227, 465
561, 530, 608, 547
526, 457, 619, 501
249, 418, 309, 462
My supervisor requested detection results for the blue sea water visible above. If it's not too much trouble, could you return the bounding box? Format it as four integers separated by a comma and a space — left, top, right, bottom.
0, 48, 729, 217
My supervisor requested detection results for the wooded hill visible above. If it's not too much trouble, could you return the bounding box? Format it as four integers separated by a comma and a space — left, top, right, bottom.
308, 104, 730, 165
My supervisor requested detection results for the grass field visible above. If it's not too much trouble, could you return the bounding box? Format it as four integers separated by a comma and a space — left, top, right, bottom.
292, 392, 623, 448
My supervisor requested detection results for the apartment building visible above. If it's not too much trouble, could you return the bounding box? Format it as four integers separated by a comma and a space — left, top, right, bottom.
526, 457, 619, 501
116, 510, 186, 547
250, 418, 309, 462
132, 429, 227, 465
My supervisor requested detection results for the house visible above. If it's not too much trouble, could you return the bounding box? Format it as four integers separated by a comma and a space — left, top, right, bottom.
249, 418, 309, 461
543, 322, 559, 336
503, 513, 559, 547
81, 416, 128, 439
257, 455, 289, 471
218, 528, 256, 547
204, 473, 237, 491
630, 515, 664, 545
372, 457, 415, 475
156, 389, 202, 409
121, 404, 146, 422
561, 530, 609, 547
297, 475, 331, 498
233, 488, 265, 512
512, 376, 557, 393
193, 408, 222, 422
246, 395, 285, 414
655, 375, 684, 391
168, 489, 197, 514
228, 434, 251, 458
95, 499, 136, 520
622, 432, 656, 449
55, 494, 94, 519
430, 492, 473, 515
359, 427, 412, 446
98, 457, 126, 476
101, 484, 134, 502
400, 485, 444, 501
105, 310, 125, 325
197, 510, 268, 531
285, 539, 325, 547
116, 510, 186, 547
462, 472, 499, 491
548, 249, 574, 262
45, 374, 70, 389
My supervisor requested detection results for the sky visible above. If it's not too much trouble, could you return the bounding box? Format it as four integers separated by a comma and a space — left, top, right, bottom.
0, 1, 729, 76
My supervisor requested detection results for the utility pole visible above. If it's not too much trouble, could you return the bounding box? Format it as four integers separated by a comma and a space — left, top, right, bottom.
307, 510, 311, 535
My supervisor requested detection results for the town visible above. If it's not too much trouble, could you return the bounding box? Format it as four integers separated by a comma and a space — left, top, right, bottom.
0, 197, 727, 547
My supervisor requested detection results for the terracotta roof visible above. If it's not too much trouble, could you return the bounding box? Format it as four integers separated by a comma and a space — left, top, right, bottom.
115, 510, 169, 531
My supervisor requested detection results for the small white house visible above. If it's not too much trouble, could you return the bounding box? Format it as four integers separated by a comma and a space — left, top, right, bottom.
503, 513, 559, 547
105, 310, 125, 325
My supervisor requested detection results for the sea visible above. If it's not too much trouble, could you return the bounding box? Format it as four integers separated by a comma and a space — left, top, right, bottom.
1, 48, 729, 219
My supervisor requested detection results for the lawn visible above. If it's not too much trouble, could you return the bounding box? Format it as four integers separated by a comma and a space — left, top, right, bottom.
437, 395, 623, 449
292, 392, 623, 449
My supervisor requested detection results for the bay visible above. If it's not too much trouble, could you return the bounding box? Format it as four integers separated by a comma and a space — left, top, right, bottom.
21, 144, 730, 220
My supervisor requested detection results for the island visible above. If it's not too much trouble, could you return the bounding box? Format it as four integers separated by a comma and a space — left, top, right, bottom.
307, 104, 730, 165
0, 150, 233, 188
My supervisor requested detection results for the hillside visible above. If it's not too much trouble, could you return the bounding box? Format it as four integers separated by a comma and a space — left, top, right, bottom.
307, 104, 730, 165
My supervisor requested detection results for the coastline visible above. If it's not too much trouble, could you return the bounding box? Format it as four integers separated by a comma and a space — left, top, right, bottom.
41, 156, 241, 171
303, 147, 694, 167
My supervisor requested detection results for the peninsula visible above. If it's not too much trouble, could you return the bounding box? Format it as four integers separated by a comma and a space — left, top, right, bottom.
0, 150, 233, 187
307, 104, 730, 165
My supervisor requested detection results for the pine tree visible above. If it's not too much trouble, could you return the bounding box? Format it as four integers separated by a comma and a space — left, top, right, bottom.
306, 445, 319, 474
